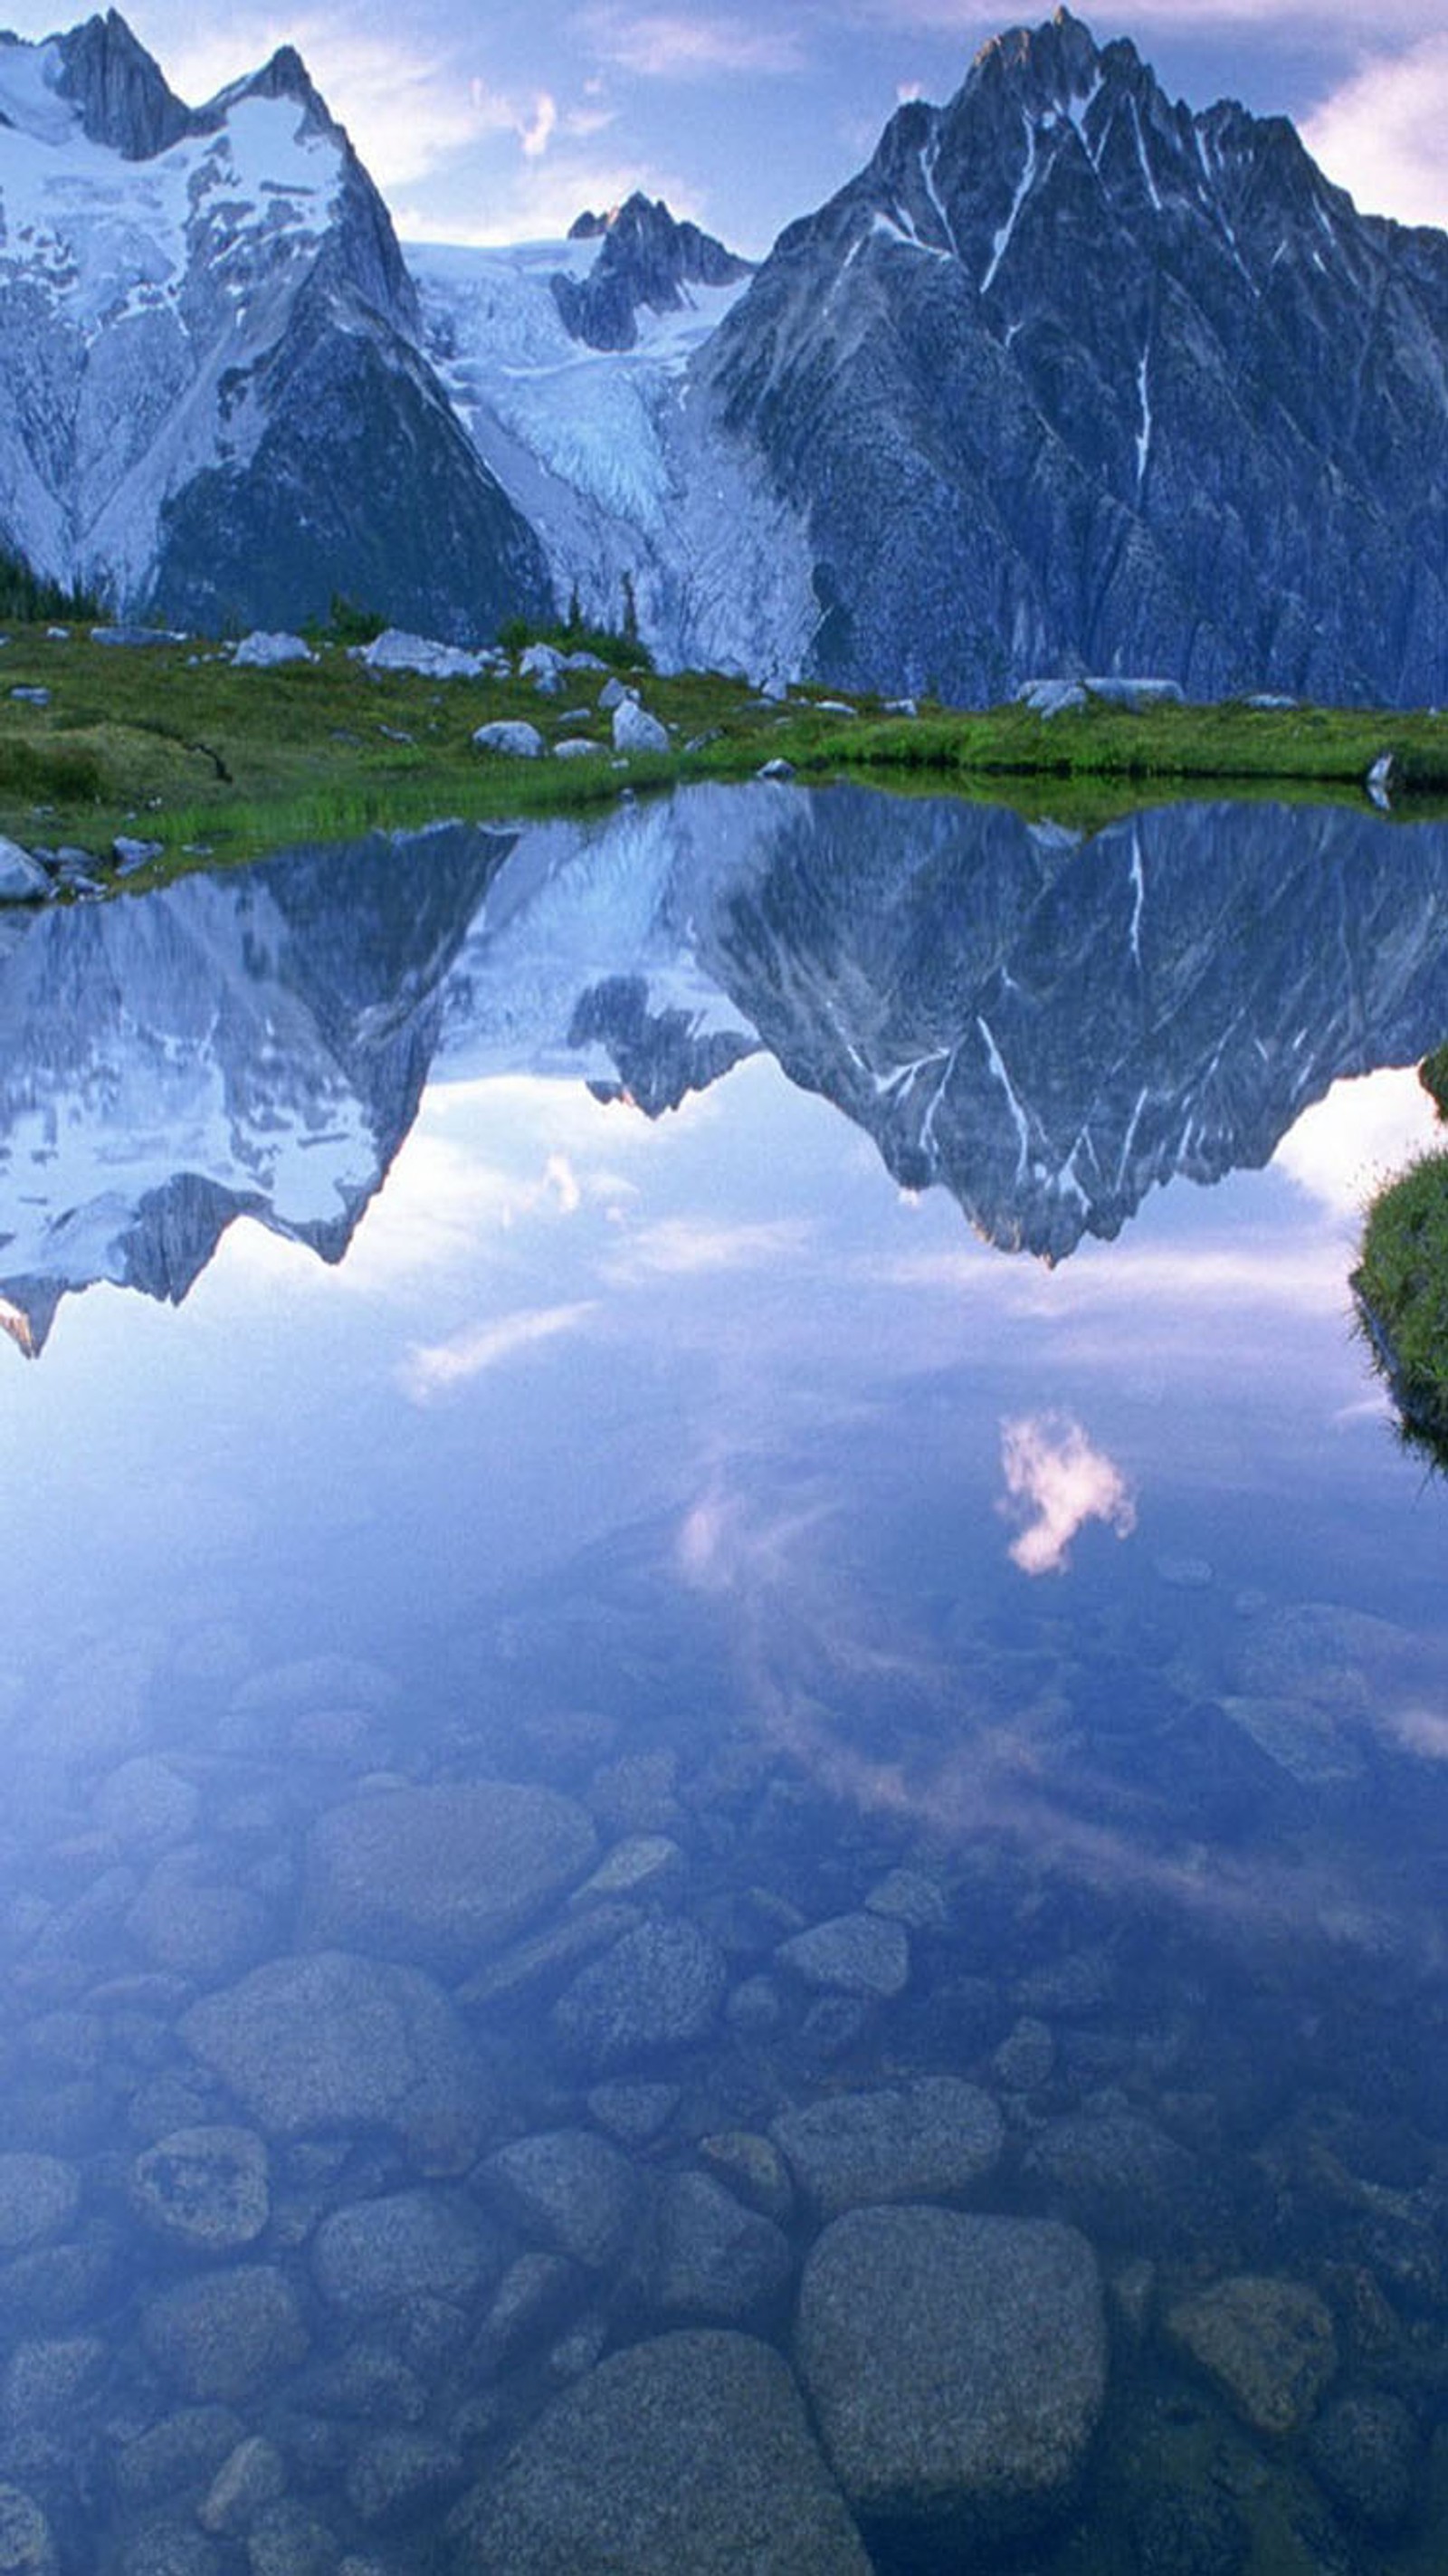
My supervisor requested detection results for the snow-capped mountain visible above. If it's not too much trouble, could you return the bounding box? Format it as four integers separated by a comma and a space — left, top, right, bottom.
1, 7, 1447, 697
0, 9, 548, 634
688, 7, 1448, 703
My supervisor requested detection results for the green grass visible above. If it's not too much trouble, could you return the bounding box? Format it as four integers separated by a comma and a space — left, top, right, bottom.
1354, 1150, 1448, 1466
2, 621, 1447, 883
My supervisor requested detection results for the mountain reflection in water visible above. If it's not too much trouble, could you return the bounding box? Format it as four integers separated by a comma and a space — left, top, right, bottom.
5, 783, 1448, 1346
0, 786, 1446, 2572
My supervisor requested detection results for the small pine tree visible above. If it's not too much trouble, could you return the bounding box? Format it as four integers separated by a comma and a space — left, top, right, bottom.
567, 584, 582, 635
621, 571, 639, 646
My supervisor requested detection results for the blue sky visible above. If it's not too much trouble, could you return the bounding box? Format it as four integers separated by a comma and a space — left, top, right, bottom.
6, 0, 1446, 252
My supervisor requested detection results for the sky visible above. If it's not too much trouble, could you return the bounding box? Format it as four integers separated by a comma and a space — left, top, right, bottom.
3, 0, 1446, 254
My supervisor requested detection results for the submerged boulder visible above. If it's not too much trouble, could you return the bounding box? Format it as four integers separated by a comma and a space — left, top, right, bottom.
795, 2206, 1106, 2550
449, 2330, 871, 2572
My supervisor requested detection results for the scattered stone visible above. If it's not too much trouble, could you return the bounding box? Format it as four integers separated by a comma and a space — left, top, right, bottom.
1367, 751, 1397, 811
1016, 677, 1088, 717
1085, 675, 1185, 706
569, 1836, 685, 1909
0, 2158, 80, 2253
552, 738, 599, 759
726, 1976, 784, 2037
1166, 2274, 1338, 2436
1129, 2485, 1250, 2575
863, 1868, 948, 1933
140, 2266, 309, 2404
244, 2501, 339, 2575
472, 2254, 583, 2374
311, 2189, 500, 2318
357, 630, 491, 680
110, 2409, 246, 2511
757, 756, 795, 779
1306, 2390, 1418, 2534
458, 1905, 643, 2012
993, 2017, 1056, 2091
0, 840, 52, 902
126, 1851, 272, 1981
1024, 2106, 1209, 2249
478, 2131, 641, 2271
776, 1912, 910, 2000
93, 1758, 201, 1848
1, 2333, 105, 2444
0, 2485, 56, 2573
346, 2430, 467, 2527
91, 626, 186, 647
612, 699, 670, 755
130, 2126, 269, 2253
449, 2330, 871, 2572
197, 2438, 287, 2536
9, 687, 49, 707
772, 2078, 1003, 2220
597, 677, 632, 712
303, 1780, 595, 1972
552, 1919, 728, 2070
653, 2173, 794, 2323
111, 836, 164, 872
586, 2084, 679, 2148
699, 2132, 793, 2224
180, 1951, 491, 2174
231, 633, 314, 669
472, 720, 546, 758
795, 2207, 1106, 2550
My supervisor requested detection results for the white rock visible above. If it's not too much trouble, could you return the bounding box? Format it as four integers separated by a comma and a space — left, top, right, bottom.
231, 632, 314, 669
553, 738, 601, 759
473, 720, 547, 758
612, 699, 670, 755
0, 838, 51, 902
358, 629, 489, 680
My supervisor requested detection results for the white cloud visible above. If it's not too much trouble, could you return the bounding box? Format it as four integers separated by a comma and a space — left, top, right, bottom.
586, 8, 807, 80
397, 1300, 596, 1402
603, 1215, 811, 1279
1302, 36, 1448, 229
998, 1412, 1137, 1576
1272, 1066, 1439, 1220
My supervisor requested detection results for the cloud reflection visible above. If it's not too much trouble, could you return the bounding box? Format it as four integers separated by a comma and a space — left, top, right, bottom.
998, 1412, 1137, 1575
397, 1302, 596, 1403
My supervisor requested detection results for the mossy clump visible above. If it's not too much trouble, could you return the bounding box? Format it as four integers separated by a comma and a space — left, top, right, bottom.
1418, 1043, 1448, 1121
1353, 1150, 1448, 1463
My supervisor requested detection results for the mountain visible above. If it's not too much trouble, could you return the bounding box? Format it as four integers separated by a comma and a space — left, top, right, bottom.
0, 11, 549, 635
685, 8, 1448, 702
555, 195, 753, 351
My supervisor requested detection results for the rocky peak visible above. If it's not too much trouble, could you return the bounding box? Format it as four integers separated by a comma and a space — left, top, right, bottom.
53, 7, 193, 157
553, 191, 753, 351
203, 41, 339, 140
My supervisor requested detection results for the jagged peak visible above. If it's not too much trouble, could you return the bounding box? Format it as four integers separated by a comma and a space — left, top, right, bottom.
199, 41, 338, 138
52, 7, 193, 157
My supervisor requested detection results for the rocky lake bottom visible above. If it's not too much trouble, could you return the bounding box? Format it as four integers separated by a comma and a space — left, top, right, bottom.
2, 788, 1448, 2573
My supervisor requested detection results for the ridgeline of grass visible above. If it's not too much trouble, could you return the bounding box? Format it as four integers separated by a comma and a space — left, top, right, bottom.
1, 615, 1447, 882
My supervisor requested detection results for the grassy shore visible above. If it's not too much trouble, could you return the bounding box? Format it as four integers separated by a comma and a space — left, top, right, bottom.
2, 619, 1446, 879
1354, 1150, 1448, 1467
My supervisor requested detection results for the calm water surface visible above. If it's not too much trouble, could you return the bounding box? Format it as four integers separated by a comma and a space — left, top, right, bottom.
1, 783, 1447, 2573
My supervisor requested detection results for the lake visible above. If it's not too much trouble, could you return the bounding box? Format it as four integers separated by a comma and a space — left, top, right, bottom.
2, 780, 1447, 2573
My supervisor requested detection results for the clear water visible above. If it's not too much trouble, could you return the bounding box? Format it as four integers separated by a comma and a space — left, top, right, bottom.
2, 783, 1448, 2572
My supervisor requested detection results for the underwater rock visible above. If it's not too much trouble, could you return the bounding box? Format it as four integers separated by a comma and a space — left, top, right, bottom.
772, 2078, 1004, 2221
795, 2205, 1106, 2549
1166, 2273, 1338, 2436
449, 2329, 871, 2573
303, 1781, 597, 1973
551, 1919, 727, 2070
129, 2126, 270, 2253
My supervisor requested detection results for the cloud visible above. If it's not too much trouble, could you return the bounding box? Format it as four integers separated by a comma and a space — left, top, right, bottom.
1302, 36, 1448, 229
586, 7, 807, 80
1272, 1066, 1439, 1220
397, 1301, 596, 1403
603, 1216, 811, 1280
998, 1412, 1137, 1576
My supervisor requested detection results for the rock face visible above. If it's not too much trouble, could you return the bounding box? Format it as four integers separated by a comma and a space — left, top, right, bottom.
691, 6, 1448, 704
795, 2207, 1107, 2549
449, 2330, 872, 2573
0, 16, 548, 636
555, 196, 753, 352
